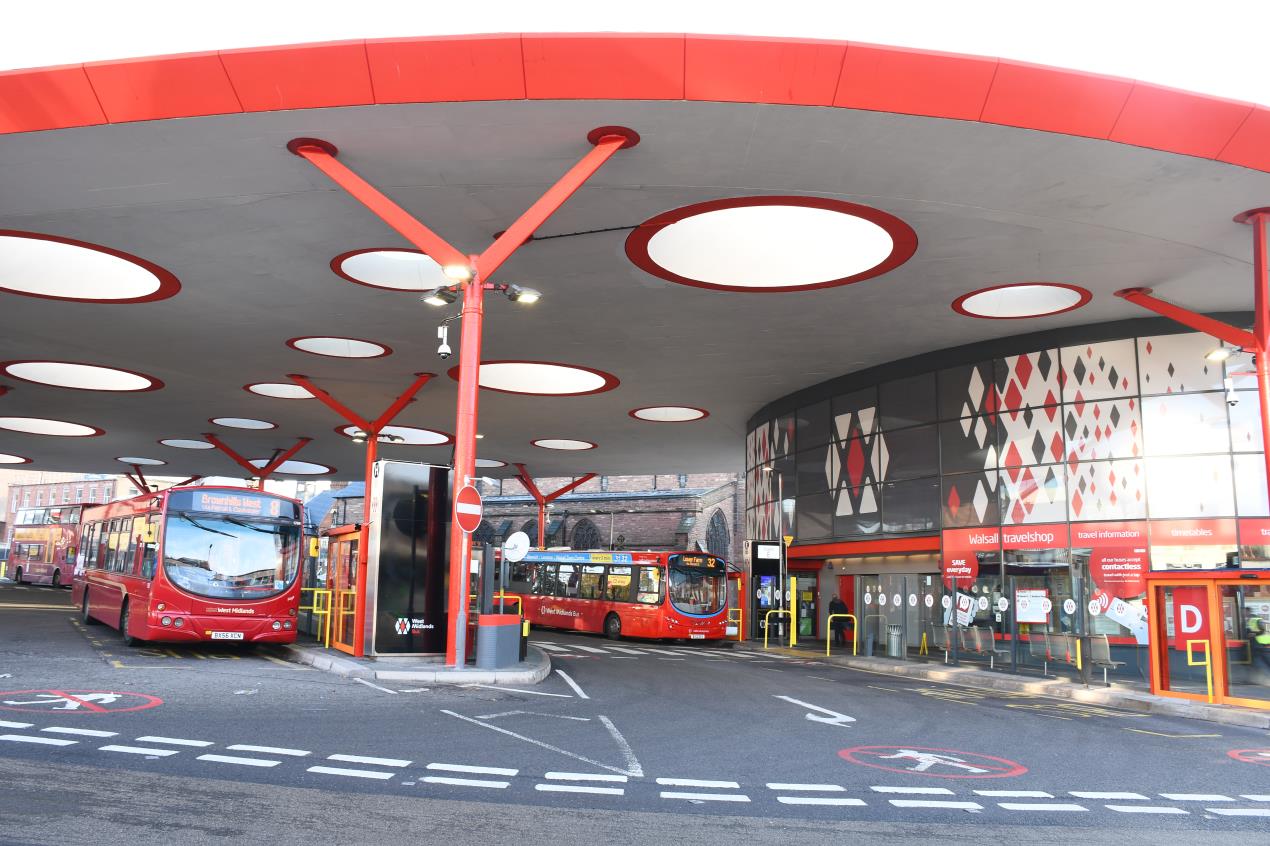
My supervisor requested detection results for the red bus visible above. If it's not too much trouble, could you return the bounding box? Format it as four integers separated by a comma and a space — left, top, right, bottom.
509, 550, 728, 640
72, 486, 304, 646
8, 504, 83, 587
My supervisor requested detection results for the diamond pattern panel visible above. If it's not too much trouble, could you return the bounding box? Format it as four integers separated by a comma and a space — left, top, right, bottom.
997, 349, 1060, 412
1228, 395, 1266, 452
1060, 339, 1138, 403
1234, 453, 1270, 517
942, 470, 999, 528
825, 406, 886, 516
1136, 333, 1224, 395
1064, 398, 1142, 466
1067, 459, 1146, 521
1141, 392, 1230, 456
998, 402, 1064, 468
1145, 455, 1235, 518
999, 464, 1067, 524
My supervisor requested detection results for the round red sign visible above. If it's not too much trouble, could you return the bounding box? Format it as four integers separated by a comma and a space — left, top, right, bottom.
1228, 748, 1270, 767
840, 745, 1027, 779
0, 689, 162, 714
454, 484, 483, 533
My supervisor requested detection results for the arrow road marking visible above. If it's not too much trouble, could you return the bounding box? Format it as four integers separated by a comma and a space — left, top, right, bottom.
773, 695, 855, 727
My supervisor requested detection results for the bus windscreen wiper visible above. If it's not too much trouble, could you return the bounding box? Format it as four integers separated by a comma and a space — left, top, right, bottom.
178, 512, 236, 539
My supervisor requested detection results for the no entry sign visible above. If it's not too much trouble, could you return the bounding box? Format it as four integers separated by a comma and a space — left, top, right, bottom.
454, 484, 483, 533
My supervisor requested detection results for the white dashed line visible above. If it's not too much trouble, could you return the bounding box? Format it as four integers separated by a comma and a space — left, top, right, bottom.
41, 727, 117, 738
568, 645, 610, 654
641, 648, 688, 656
135, 736, 214, 747
656, 778, 741, 788
545, 772, 628, 783
99, 745, 179, 757
426, 763, 518, 776
1243, 795, 1270, 802
1207, 808, 1270, 817
197, 754, 280, 768
1106, 805, 1189, 814
605, 647, 649, 655
888, 800, 983, 810
660, 792, 750, 802
307, 765, 394, 780
776, 796, 866, 806
0, 720, 34, 729
534, 643, 573, 652
535, 783, 624, 796
998, 803, 1088, 812
469, 685, 572, 697
1159, 793, 1233, 802
423, 776, 509, 789
554, 669, 590, 699
1070, 791, 1148, 800
328, 754, 411, 767
0, 734, 76, 746
353, 678, 399, 695
871, 786, 955, 795
767, 783, 845, 792
227, 745, 310, 757
975, 790, 1054, 798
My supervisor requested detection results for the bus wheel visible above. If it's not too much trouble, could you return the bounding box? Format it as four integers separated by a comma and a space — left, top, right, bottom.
604, 613, 622, 640
81, 591, 100, 625
51, 569, 61, 588
12, 566, 23, 584
119, 600, 139, 647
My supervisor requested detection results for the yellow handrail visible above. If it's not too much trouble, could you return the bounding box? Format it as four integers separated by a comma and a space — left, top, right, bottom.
1185, 638, 1213, 704
826, 613, 858, 657
727, 607, 744, 641
299, 587, 333, 649
763, 609, 792, 650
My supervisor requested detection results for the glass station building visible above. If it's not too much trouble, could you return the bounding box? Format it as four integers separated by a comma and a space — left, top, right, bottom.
747, 323, 1270, 707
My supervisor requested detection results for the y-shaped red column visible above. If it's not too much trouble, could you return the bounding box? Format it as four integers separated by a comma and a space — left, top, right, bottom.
203, 434, 312, 490
513, 465, 599, 547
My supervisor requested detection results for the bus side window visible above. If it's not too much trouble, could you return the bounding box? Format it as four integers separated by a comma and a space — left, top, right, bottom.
579, 565, 604, 599
636, 566, 663, 604
509, 561, 534, 592
81, 523, 97, 569
532, 563, 554, 596
106, 519, 124, 573
605, 566, 633, 602
136, 515, 160, 579
558, 564, 577, 598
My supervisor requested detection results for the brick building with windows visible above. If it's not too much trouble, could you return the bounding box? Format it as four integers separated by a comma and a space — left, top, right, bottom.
1, 472, 128, 545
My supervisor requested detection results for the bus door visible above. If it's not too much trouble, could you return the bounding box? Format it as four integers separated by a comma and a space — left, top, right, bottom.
328, 534, 359, 654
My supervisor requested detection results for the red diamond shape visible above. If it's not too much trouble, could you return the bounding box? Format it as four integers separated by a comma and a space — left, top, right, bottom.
1108, 469, 1117, 486
947, 486, 961, 513
1072, 490, 1083, 516
1093, 405, 1101, 420
1012, 501, 1026, 522
846, 437, 866, 488
1050, 432, 1063, 461
1004, 442, 1023, 468
1044, 404, 1058, 422
1074, 392, 1086, 415
1110, 491, 1118, 506
1014, 355, 1033, 389
1146, 341, 1153, 354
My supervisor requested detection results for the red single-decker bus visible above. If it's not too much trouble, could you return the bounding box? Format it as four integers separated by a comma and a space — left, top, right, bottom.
73, 486, 304, 646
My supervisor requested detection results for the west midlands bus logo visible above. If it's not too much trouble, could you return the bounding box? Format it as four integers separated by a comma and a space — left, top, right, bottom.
394, 618, 409, 635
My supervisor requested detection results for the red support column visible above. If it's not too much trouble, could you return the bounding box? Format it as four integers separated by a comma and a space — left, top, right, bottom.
203, 434, 311, 488
512, 465, 597, 547
125, 469, 152, 495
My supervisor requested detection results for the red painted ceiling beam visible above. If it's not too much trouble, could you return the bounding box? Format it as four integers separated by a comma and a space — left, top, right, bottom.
1114, 287, 1255, 350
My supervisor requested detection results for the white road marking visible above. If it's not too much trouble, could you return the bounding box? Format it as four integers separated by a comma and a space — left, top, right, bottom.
227, 744, 310, 757
568, 645, 610, 654
1159, 793, 1233, 802
441, 710, 642, 777
554, 669, 590, 699
197, 754, 280, 768
329, 753, 410, 767
1207, 808, 1270, 817
656, 657, 686, 661
656, 778, 740, 788
975, 790, 1054, 798
767, 783, 845, 792
535, 643, 573, 653
773, 695, 855, 727
0, 720, 33, 729
135, 736, 214, 747
0, 734, 76, 746
871, 786, 955, 795
776, 797, 866, 806
426, 763, 518, 776
998, 803, 1088, 812
535, 783, 624, 796
99, 745, 179, 757
1243, 795, 1270, 802
307, 765, 394, 780
398, 687, 430, 693
42, 727, 117, 737
353, 678, 399, 695
1070, 791, 1148, 800
1106, 805, 1189, 814
660, 791, 750, 802
545, 772, 628, 783
640, 648, 688, 656
889, 799, 983, 810
605, 647, 649, 655
469, 685, 572, 698
423, 776, 509, 789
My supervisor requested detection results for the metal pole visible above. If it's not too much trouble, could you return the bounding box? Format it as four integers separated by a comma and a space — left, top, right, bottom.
353, 435, 376, 658
609, 512, 616, 550
445, 260, 485, 668
1250, 213, 1270, 512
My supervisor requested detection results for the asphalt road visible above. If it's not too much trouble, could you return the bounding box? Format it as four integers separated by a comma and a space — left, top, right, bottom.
0, 581, 1267, 844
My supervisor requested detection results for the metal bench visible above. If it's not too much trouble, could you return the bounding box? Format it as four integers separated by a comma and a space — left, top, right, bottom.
1089, 633, 1126, 685
961, 624, 1009, 669
1026, 629, 1053, 676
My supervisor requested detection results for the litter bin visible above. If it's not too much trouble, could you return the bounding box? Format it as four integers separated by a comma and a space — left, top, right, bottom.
476, 614, 523, 669
886, 624, 904, 658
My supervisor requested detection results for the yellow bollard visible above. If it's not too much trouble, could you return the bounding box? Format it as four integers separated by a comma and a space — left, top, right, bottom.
789, 576, 798, 648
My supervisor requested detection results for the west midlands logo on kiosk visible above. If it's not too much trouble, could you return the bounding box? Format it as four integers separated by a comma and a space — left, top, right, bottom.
395, 618, 433, 635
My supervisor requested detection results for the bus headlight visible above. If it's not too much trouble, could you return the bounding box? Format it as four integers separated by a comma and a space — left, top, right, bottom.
271, 621, 282, 631
156, 602, 166, 612
173, 617, 184, 628
283, 621, 293, 630
160, 616, 172, 627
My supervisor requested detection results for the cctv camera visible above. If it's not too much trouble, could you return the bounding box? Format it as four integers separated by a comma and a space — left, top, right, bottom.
437, 342, 452, 359
436, 323, 451, 358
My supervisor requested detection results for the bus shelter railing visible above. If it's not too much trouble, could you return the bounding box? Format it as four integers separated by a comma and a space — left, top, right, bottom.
727, 607, 744, 641
826, 613, 858, 657
299, 587, 332, 648
763, 609, 792, 650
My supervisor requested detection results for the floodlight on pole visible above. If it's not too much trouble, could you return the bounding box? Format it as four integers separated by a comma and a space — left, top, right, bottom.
442, 264, 473, 282
422, 286, 458, 307
1206, 346, 1234, 362
505, 284, 542, 304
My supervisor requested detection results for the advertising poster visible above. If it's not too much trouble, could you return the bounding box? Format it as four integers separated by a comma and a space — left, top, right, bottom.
941, 528, 998, 589
1169, 585, 1211, 651
1071, 521, 1149, 598
1015, 588, 1050, 624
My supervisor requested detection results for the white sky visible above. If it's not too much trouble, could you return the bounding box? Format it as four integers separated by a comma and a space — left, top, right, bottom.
3, 0, 1268, 106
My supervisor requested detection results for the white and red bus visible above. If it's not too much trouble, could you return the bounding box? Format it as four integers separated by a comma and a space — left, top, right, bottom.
510, 550, 728, 640
73, 486, 305, 646
8, 504, 83, 587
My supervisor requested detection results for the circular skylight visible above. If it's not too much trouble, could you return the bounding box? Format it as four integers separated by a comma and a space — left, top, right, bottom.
475, 458, 507, 468
0, 416, 102, 437
288, 337, 390, 358
160, 438, 214, 450
630, 406, 709, 422
953, 283, 1092, 319
532, 439, 597, 451
248, 458, 334, 475
626, 197, 918, 292
211, 417, 277, 430
0, 453, 31, 464
1, 360, 161, 391
448, 361, 619, 396
245, 383, 314, 399
332, 249, 450, 292
117, 456, 166, 466
337, 425, 451, 445
0, 230, 180, 303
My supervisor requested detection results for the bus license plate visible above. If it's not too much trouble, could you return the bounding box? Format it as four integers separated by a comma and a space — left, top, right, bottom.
689, 633, 706, 639
210, 631, 244, 640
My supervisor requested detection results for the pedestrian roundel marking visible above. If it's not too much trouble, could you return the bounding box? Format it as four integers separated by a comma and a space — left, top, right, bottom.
0, 689, 163, 713
1228, 748, 1270, 767
839, 745, 1027, 779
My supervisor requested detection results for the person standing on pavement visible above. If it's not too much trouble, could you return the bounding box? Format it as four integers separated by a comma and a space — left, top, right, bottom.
1249, 613, 1270, 672
828, 594, 849, 646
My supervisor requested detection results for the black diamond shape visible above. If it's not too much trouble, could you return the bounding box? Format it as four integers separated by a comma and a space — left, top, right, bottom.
1098, 356, 1106, 371
1023, 406, 1034, 429
1082, 425, 1090, 440
1044, 466, 1056, 486
1073, 357, 1087, 385
1110, 405, 1121, 427
1079, 476, 1087, 493
1037, 349, 1053, 380
1167, 363, 1175, 378
1031, 431, 1046, 464
1108, 365, 1119, 387
1064, 411, 1078, 440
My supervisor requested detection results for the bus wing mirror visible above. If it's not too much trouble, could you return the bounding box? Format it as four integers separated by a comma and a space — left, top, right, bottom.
308, 538, 320, 558
141, 524, 159, 544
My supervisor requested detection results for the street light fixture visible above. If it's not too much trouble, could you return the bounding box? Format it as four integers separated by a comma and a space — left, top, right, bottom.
421, 286, 458, 307
505, 284, 542, 304
1206, 346, 1234, 362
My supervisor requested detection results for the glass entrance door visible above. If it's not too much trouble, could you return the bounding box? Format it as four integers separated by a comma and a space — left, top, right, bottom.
328, 536, 359, 655
1219, 583, 1270, 706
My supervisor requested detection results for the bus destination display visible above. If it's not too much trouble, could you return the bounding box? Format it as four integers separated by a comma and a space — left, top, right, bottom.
187, 491, 284, 518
